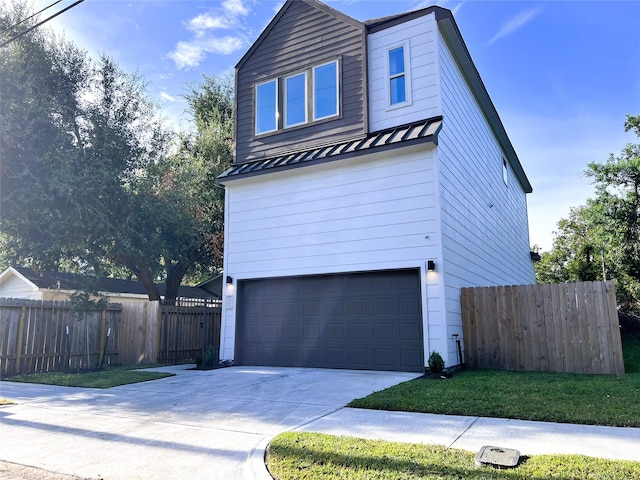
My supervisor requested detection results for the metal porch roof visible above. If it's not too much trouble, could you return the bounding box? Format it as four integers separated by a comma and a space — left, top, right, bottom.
219, 116, 443, 182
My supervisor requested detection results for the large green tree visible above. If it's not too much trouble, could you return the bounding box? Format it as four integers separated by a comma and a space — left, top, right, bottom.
1, 4, 232, 300
585, 114, 640, 310
534, 205, 603, 284
535, 115, 640, 312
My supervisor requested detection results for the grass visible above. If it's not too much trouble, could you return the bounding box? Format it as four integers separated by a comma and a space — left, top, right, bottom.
347, 334, 640, 427
2, 366, 174, 389
267, 432, 640, 480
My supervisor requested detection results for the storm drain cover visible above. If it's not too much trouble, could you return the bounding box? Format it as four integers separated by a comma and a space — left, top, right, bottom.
475, 445, 520, 468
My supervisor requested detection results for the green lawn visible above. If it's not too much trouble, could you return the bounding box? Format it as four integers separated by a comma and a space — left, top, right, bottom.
2, 366, 174, 389
347, 335, 640, 427
267, 432, 640, 480
347, 368, 640, 427
268, 332, 640, 478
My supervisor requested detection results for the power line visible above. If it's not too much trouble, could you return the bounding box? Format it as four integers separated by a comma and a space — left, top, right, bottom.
0, 0, 85, 49
0, 0, 64, 36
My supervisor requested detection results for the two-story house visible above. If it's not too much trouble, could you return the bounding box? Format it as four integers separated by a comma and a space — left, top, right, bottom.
218, 0, 535, 372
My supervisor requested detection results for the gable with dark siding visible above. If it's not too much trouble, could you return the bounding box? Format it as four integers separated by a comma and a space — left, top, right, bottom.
235, 0, 366, 164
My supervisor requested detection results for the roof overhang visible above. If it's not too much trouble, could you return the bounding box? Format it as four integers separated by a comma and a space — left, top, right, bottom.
366, 6, 532, 194
0, 267, 39, 292
219, 116, 442, 183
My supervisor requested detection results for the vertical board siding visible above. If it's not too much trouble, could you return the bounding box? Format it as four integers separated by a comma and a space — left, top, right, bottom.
367, 12, 440, 132
461, 281, 624, 375
158, 300, 222, 365
0, 298, 120, 376
117, 301, 160, 365
0, 299, 222, 375
236, 1, 365, 163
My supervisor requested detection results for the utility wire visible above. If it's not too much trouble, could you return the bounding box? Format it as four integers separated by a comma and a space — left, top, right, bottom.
0, 0, 64, 36
0, 0, 85, 49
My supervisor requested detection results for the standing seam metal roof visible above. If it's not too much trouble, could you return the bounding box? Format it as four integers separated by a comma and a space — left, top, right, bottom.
219, 116, 443, 182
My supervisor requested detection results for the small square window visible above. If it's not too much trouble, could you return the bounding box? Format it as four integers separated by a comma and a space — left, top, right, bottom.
255, 80, 277, 134
314, 61, 338, 120
285, 72, 307, 127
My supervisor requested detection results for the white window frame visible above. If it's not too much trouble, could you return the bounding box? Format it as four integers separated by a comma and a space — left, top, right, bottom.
386, 42, 412, 110
284, 71, 308, 128
255, 79, 278, 135
502, 158, 509, 186
312, 60, 339, 121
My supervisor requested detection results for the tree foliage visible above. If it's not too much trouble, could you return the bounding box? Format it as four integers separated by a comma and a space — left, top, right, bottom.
535, 115, 640, 312
1, 3, 232, 300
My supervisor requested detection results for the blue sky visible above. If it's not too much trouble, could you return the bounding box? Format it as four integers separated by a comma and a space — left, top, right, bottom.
27, 0, 640, 251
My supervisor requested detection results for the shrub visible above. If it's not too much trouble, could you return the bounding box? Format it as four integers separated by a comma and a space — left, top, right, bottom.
201, 346, 219, 368
428, 351, 445, 374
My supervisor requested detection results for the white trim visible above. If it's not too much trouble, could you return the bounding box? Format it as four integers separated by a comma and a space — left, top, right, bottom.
312, 60, 340, 121
502, 157, 509, 187
385, 41, 412, 110
255, 79, 278, 135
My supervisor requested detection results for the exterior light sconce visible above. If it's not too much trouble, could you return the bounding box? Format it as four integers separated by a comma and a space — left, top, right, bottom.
226, 276, 233, 285
427, 260, 436, 272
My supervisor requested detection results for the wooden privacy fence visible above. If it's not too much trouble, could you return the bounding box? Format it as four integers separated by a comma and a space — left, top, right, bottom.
117, 301, 160, 365
159, 298, 222, 364
0, 298, 120, 376
461, 281, 624, 375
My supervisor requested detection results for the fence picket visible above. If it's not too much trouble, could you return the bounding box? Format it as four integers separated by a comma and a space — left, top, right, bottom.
460, 281, 624, 375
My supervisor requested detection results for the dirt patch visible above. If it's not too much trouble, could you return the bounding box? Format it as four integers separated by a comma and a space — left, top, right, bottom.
0, 461, 99, 480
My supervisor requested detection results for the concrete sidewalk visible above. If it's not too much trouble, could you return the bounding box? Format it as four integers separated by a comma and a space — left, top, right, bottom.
297, 407, 640, 462
1, 366, 639, 480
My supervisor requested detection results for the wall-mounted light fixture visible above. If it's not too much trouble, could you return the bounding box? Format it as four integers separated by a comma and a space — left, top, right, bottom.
226, 276, 233, 285
427, 260, 436, 271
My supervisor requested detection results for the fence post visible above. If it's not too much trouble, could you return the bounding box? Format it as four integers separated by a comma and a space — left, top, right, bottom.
98, 309, 107, 368
15, 306, 26, 374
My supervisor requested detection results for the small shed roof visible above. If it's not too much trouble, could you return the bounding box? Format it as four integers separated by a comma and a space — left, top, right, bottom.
2, 267, 212, 299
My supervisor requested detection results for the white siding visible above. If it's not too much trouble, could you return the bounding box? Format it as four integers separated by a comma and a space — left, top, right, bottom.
0, 275, 42, 300
436, 31, 535, 366
367, 12, 441, 132
220, 145, 444, 363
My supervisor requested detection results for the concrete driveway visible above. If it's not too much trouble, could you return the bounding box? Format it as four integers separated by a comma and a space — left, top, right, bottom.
0, 365, 419, 480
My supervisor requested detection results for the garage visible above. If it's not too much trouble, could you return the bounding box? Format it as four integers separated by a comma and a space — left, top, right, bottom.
235, 269, 424, 372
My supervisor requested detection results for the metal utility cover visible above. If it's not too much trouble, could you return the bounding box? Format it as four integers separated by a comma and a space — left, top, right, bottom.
475, 445, 520, 468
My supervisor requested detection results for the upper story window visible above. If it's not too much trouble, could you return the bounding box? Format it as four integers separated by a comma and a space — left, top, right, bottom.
502, 158, 509, 186
255, 59, 340, 136
285, 72, 307, 127
387, 44, 411, 108
313, 61, 338, 120
255, 80, 278, 134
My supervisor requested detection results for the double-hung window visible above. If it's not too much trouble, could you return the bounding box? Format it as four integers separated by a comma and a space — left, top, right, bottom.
254, 59, 339, 136
255, 80, 277, 134
388, 46, 407, 106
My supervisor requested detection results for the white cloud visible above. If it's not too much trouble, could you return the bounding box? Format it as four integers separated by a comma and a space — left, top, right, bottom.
187, 13, 234, 34
159, 91, 176, 103
168, 0, 250, 70
487, 7, 542, 45
168, 37, 246, 70
223, 0, 249, 17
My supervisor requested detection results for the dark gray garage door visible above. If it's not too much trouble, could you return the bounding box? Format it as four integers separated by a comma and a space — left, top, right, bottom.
235, 269, 424, 372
